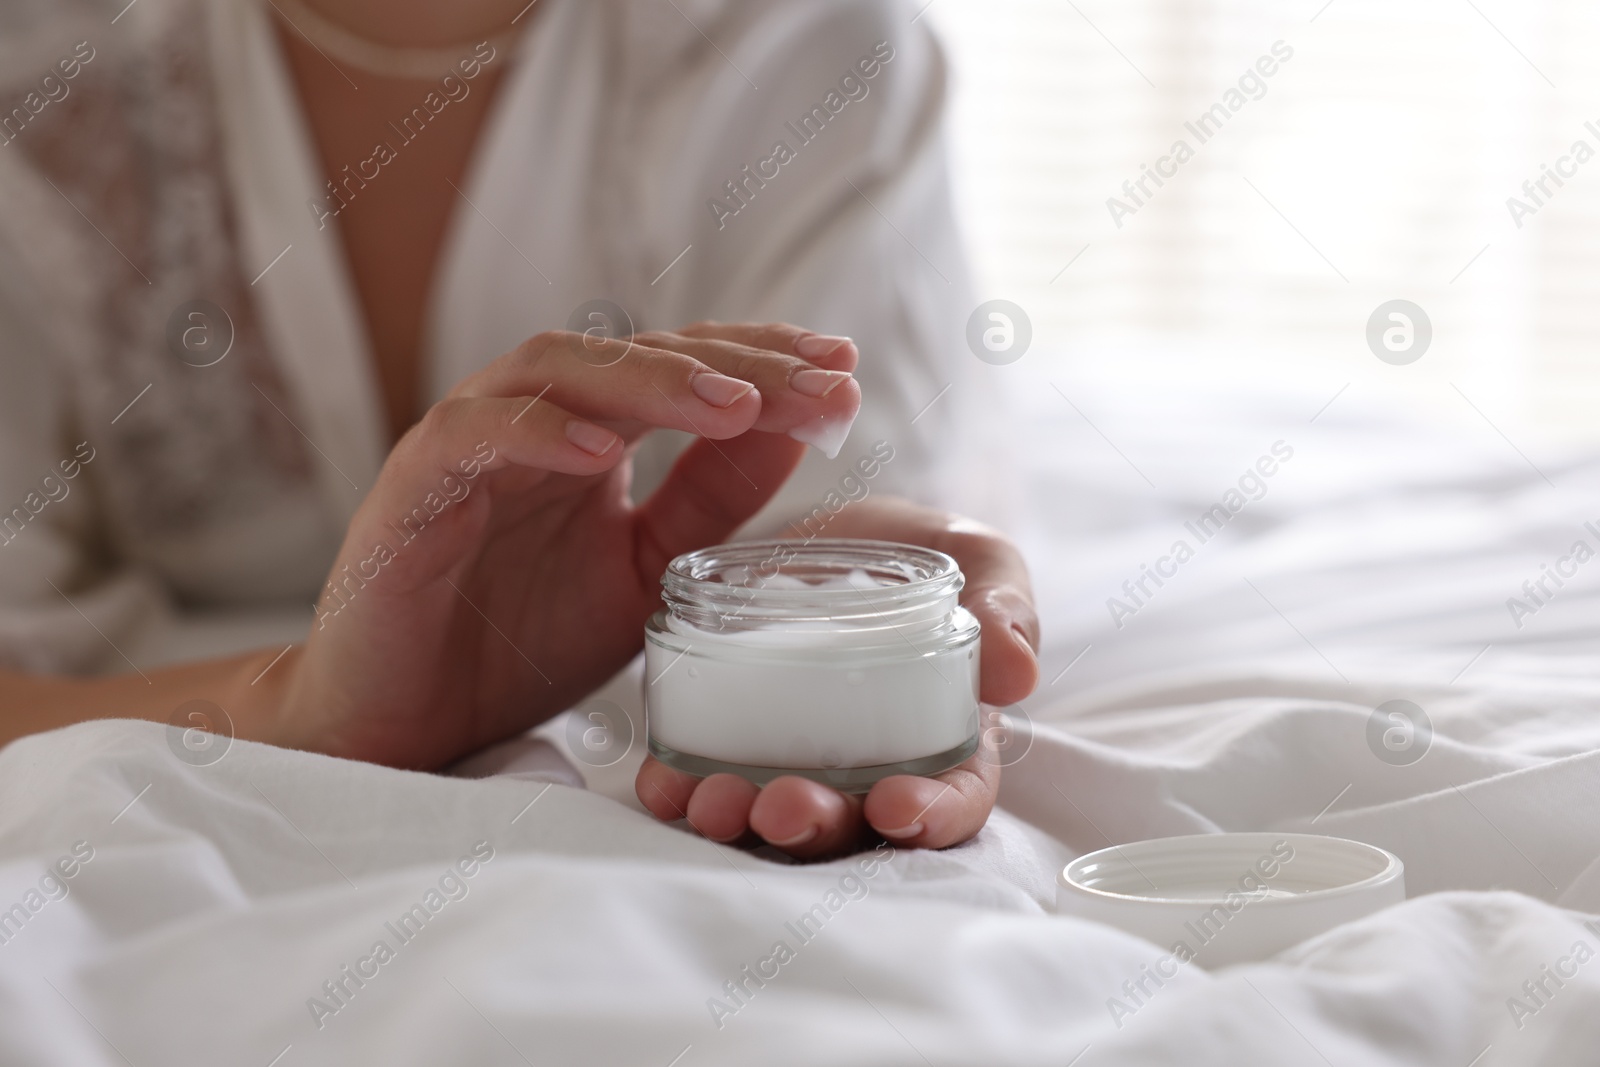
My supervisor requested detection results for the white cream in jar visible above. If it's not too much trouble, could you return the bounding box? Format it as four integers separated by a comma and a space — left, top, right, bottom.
643, 539, 981, 791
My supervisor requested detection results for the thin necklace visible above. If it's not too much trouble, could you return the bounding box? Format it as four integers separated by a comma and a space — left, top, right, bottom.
268, 0, 527, 80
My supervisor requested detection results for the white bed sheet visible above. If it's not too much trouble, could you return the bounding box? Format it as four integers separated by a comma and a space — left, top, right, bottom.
3, 354, 1599, 1065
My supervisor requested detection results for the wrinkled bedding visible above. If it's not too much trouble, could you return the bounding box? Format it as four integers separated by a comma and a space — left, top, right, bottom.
3, 356, 1598, 1065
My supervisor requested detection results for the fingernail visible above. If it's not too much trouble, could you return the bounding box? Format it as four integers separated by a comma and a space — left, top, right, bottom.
768, 826, 818, 848
878, 822, 923, 841
795, 334, 852, 360
790, 368, 853, 397
565, 420, 618, 456
1011, 623, 1035, 655
691, 372, 756, 408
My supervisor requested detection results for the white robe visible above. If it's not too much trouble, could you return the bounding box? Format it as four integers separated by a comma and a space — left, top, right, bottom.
0, 0, 983, 673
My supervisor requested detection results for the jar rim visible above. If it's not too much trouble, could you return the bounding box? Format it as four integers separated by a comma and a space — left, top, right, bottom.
660, 538, 964, 627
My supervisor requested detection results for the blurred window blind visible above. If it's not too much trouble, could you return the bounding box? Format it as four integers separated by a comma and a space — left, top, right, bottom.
929, 0, 1600, 440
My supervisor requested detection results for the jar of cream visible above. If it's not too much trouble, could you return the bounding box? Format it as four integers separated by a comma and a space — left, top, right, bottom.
644, 539, 981, 792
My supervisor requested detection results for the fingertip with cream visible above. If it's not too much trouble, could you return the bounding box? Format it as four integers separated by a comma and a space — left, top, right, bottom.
788, 414, 856, 459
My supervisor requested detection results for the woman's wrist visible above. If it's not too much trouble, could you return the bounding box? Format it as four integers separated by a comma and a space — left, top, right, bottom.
219, 643, 306, 750
0, 644, 304, 753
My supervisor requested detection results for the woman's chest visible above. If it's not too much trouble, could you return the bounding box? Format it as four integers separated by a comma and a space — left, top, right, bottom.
276, 23, 507, 440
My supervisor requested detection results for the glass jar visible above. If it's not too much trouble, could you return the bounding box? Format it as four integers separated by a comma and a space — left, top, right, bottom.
643, 539, 981, 792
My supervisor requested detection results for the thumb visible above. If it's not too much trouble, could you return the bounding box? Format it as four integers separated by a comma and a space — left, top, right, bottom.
633, 431, 807, 580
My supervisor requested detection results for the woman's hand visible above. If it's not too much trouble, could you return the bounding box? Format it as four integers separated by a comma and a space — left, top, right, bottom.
272, 322, 862, 769
634, 497, 1039, 858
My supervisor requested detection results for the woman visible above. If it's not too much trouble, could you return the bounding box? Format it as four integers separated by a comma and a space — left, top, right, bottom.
0, 0, 1038, 857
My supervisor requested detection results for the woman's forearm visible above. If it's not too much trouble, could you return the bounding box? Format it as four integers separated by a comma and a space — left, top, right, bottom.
0, 645, 301, 752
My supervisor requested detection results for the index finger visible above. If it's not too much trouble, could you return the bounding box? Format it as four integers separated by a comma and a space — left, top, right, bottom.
939, 517, 1041, 701
828, 500, 1041, 706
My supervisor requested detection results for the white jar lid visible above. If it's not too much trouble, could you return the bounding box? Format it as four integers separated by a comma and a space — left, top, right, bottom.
1056, 832, 1404, 968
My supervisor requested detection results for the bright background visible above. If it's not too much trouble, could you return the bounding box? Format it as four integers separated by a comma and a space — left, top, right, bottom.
927, 0, 1600, 442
